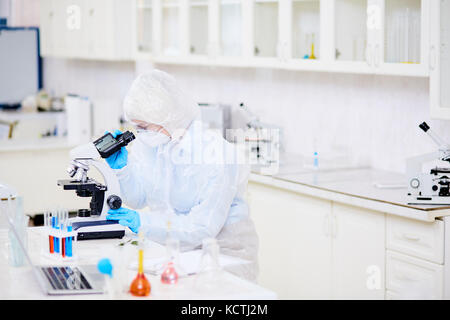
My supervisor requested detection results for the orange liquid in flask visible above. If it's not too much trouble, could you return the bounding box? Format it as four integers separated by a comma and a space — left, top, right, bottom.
130, 248, 151, 296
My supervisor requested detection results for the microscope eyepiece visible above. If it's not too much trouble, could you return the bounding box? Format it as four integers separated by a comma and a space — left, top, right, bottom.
93, 130, 136, 159
116, 131, 135, 146
419, 122, 430, 132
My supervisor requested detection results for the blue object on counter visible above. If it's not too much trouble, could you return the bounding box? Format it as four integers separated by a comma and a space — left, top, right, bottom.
313, 152, 319, 169
97, 258, 113, 278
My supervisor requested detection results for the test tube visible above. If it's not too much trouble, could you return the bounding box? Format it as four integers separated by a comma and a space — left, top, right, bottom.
46, 211, 54, 254
62, 209, 69, 258
66, 221, 73, 258
60, 213, 65, 258
51, 215, 57, 253
53, 211, 59, 254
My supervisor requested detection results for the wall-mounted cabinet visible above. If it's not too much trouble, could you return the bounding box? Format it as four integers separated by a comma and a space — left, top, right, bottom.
189, 0, 209, 56
220, 0, 244, 57
290, 0, 321, 60
41, 0, 446, 120
253, 0, 279, 58
136, 0, 154, 55
330, 0, 429, 76
430, 0, 450, 120
40, 0, 134, 60
140, 0, 431, 77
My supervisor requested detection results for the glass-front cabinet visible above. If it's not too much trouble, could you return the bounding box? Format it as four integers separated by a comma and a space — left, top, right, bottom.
291, 0, 321, 61
378, 0, 429, 75
135, 0, 431, 77
253, 0, 279, 59
189, 0, 209, 56
219, 0, 244, 57
384, 0, 421, 64
430, 0, 450, 119
133, 0, 444, 119
331, 0, 429, 75
334, 0, 367, 62
161, 0, 182, 56
136, 0, 153, 55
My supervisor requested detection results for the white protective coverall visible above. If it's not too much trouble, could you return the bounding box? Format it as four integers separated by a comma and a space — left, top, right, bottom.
115, 70, 259, 281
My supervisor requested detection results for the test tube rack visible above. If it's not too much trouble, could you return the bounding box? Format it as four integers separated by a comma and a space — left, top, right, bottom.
43, 210, 77, 261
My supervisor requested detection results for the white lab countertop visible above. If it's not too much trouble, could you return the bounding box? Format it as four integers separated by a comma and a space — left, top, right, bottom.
0, 227, 276, 300
250, 164, 450, 222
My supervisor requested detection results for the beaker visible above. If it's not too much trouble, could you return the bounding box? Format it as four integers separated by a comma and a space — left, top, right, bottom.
198, 238, 221, 274
192, 238, 224, 294
193, 238, 224, 295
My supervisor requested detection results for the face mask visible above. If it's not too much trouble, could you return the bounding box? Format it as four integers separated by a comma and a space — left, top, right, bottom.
138, 130, 171, 147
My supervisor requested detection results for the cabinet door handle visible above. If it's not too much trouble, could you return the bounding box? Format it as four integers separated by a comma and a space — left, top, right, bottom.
402, 233, 420, 241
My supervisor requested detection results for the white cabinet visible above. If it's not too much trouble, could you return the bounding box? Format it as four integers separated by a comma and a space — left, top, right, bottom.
331, 202, 385, 299
39, 0, 66, 57
387, 215, 444, 264
248, 181, 333, 299
330, 0, 429, 76
136, 0, 154, 55
247, 178, 450, 300
189, 0, 209, 56
376, 0, 429, 76
137, 0, 431, 76
430, 0, 450, 120
386, 250, 444, 299
251, 0, 279, 63
248, 182, 386, 299
39, 0, 134, 60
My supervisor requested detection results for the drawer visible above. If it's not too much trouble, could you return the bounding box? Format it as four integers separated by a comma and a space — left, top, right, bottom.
386, 250, 443, 299
386, 215, 444, 264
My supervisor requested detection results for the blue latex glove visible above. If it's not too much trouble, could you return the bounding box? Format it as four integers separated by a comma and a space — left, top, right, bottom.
106, 207, 140, 233
105, 130, 128, 169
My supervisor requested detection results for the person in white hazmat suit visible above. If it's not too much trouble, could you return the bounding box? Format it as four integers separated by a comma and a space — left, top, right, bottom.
105, 70, 259, 282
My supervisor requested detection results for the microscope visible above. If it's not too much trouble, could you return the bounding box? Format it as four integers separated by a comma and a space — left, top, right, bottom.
57, 131, 135, 240
407, 122, 450, 205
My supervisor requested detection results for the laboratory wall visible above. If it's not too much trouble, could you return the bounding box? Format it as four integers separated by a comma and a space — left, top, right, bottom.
43, 57, 443, 173
0, 0, 39, 26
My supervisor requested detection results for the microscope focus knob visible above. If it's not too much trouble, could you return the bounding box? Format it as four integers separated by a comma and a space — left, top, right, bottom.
107, 195, 122, 210
410, 178, 420, 189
